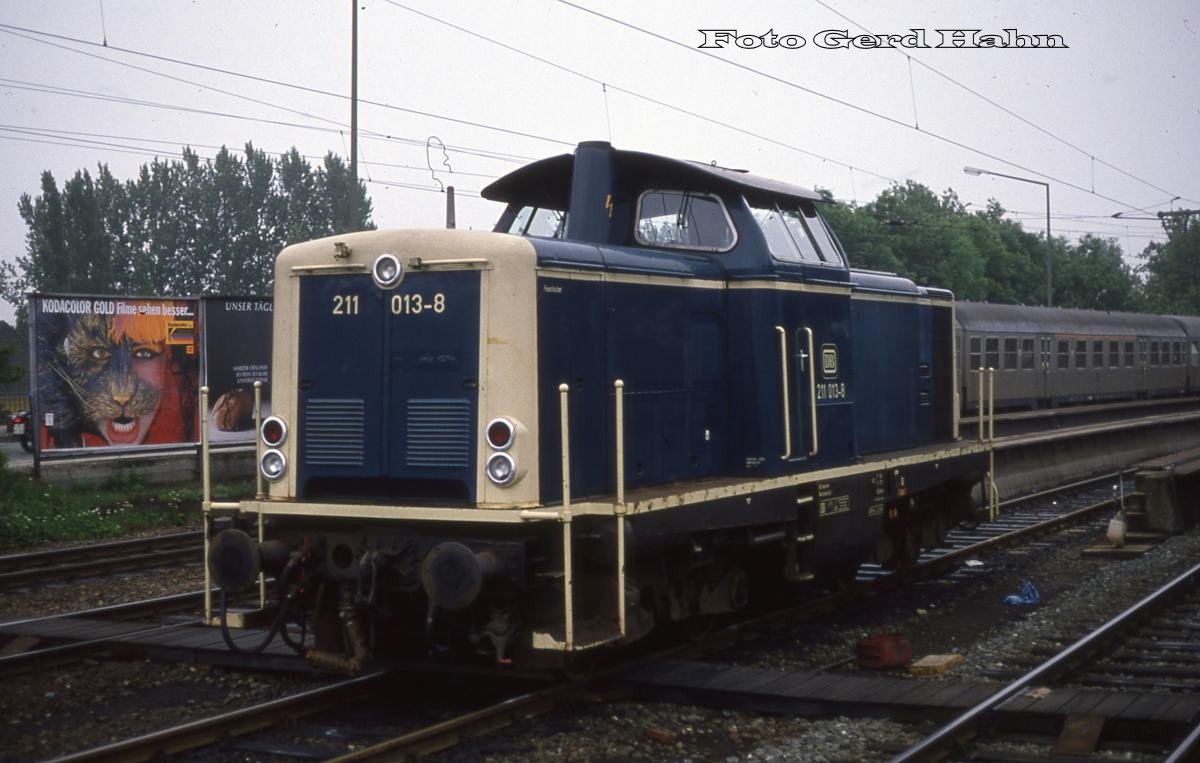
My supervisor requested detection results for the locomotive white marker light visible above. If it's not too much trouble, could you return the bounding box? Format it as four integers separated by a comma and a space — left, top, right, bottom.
485, 452, 516, 486
485, 418, 515, 450
260, 448, 287, 481
371, 252, 404, 289
260, 416, 288, 447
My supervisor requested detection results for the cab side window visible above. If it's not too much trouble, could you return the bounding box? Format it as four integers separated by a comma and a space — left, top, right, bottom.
747, 196, 845, 267
635, 190, 735, 251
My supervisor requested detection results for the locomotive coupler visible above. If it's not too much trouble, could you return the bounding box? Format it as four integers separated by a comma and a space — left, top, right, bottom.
305, 585, 370, 675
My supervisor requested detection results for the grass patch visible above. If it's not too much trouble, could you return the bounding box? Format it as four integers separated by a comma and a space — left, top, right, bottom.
0, 456, 254, 551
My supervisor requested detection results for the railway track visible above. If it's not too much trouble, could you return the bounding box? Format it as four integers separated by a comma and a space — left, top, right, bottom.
0, 530, 202, 590
0, 590, 210, 679
39, 476, 1135, 762
890, 558, 1200, 762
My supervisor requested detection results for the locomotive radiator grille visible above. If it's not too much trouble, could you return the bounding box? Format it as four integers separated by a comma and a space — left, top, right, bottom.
303, 398, 366, 466
406, 398, 471, 468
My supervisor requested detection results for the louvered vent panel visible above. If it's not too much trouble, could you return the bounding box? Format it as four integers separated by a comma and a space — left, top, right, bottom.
304, 399, 365, 466
406, 398, 471, 468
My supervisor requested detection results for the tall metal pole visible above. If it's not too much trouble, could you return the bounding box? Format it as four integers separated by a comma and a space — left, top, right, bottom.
963, 166, 1052, 307
1044, 184, 1052, 307
349, 0, 358, 232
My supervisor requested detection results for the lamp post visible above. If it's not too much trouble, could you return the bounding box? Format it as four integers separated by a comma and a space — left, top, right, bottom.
964, 166, 1052, 307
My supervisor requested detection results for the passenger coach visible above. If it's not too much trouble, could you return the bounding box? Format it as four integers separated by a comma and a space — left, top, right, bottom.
957, 302, 1200, 411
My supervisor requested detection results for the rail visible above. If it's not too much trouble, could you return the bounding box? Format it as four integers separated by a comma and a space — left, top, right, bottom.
889, 556, 1200, 762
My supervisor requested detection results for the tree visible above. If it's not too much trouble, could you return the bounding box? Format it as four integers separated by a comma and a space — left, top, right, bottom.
1, 145, 376, 320
1141, 214, 1200, 314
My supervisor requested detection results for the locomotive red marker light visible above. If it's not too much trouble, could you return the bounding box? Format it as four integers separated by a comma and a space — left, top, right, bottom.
260, 416, 287, 447
486, 418, 515, 450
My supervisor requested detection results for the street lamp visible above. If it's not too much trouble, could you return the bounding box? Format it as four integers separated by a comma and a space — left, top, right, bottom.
964, 166, 1052, 307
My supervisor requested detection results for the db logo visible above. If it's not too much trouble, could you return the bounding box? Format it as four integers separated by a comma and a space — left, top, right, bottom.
821, 344, 838, 378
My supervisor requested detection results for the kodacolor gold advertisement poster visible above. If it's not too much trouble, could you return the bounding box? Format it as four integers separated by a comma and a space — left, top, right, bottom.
31, 295, 200, 450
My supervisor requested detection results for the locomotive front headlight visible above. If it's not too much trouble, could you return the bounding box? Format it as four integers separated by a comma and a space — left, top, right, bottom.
485, 452, 516, 487
372, 253, 403, 289
485, 418, 515, 450
260, 416, 287, 447
260, 448, 287, 481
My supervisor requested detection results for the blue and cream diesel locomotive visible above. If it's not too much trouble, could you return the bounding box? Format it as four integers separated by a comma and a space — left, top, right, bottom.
206, 142, 989, 669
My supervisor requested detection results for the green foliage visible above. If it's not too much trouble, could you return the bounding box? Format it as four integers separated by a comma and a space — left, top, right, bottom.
0, 475, 253, 551
821, 183, 1145, 311
1, 145, 374, 316
1140, 215, 1200, 314
0, 342, 20, 386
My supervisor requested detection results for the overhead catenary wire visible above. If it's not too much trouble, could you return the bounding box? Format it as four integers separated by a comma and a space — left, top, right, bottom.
0, 78, 530, 165
0, 22, 575, 149
0, 125, 503, 180
381, 0, 901, 185
551, 0, 1191, 214
808, 0, 1200, 207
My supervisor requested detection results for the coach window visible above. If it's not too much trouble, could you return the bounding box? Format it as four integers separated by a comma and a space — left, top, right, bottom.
1192, 342, 1199, 368
1004, 338, 1018, 370
985, 337, 1000, 370
1108, 341, 1120, 368
1124, 341, 1134, 367
1150, 342, 1159, 366
1075, 340, 1088, 369
507, 206, 568, 239
1057, 341, 1069, 369
1092, 341, 1104, 369
1175, 341, 1184, 365
1021, 338, 1035, 370
636, 190, 736, 251
969, 337, 982, 371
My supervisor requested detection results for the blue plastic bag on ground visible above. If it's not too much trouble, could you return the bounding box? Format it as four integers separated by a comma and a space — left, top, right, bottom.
1003, 581, 1040, 606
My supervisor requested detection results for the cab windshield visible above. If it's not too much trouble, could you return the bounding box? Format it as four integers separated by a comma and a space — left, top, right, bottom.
505, 205, 567, 239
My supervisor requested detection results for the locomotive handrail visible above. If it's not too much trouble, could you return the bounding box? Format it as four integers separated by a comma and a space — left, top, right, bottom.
614, 379, 627, 638
200, 386, 213, 623
775, 326, 792, 460
289, 263, 367, 273
253, 380, 265, 609
803, 327, 819, 457
558, 383, 575, 651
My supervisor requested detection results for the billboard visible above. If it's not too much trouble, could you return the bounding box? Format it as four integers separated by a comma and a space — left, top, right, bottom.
201, 297, 273, 442
31, 295, 200, 450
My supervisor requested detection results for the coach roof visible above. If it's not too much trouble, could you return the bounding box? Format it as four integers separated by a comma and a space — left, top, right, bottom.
481, 142, 826, 208
956, 301, 1186, 338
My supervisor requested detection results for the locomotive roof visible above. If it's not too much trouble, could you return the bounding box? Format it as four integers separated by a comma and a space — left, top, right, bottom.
481, 143, 825, 207
956, 301, 1186, 337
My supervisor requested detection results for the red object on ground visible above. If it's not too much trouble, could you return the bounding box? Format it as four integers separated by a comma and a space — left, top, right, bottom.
857, 633, 913, 669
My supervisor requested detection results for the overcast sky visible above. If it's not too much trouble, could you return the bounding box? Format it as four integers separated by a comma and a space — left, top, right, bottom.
1, 0, 1197, 324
